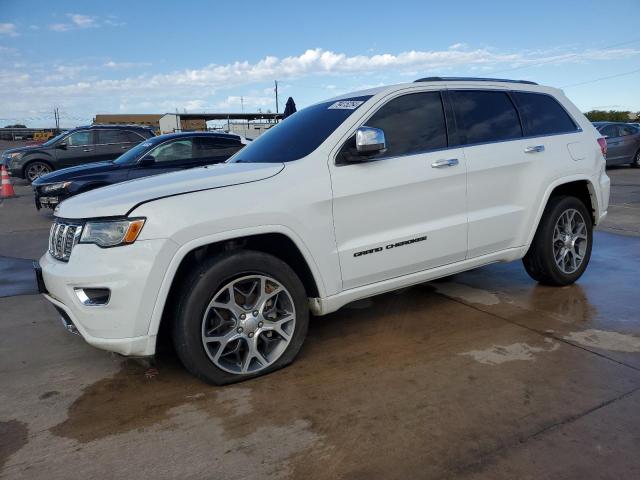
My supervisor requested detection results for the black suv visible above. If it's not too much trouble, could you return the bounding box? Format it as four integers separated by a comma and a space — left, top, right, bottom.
2, 125, 155, 183
32, 132, 248, 209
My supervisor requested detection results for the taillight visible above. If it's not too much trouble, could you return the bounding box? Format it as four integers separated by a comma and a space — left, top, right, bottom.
597, 137, 607, 156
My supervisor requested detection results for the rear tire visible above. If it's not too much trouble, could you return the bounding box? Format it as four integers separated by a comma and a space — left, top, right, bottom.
523, 196, 593, 286
172, 250, 309, 385
631, 149, 640, 168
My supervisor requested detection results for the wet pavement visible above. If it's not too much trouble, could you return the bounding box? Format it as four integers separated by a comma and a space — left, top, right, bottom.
1, 167, 639, 479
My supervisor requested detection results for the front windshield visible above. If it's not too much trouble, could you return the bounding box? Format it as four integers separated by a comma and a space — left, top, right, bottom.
229, 96, 372, 163
41, 132, 67, 147
113, 140, 156, 165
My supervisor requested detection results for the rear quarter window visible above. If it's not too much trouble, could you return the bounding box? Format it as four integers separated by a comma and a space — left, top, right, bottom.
512, 92, 578, 136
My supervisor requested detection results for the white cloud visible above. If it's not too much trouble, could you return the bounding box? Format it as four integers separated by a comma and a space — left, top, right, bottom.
69, 14, 97, 28
104, 60, 152, 69
48, 14, 124, 32
49, 23, 71, 32
0, 23, 18, 37
2, 45, 639, 126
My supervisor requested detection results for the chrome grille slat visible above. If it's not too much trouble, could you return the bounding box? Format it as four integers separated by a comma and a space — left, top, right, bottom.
48, 220, 83, 262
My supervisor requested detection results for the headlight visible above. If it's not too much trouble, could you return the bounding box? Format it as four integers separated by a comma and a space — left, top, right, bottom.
7, 152, 22, 159
80, 218, 146, 247
41, 181, 71, 193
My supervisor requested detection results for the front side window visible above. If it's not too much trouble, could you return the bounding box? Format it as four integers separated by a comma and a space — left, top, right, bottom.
66, 130, 92, 146
620, 125, 638, 136
451, 90, 522, 145
229, 96, 372, 163
364, 91, 447, 158
147, 139, 194, 163
513, 92, 577, 136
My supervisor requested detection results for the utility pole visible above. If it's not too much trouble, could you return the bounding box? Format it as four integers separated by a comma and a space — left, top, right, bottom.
53, 107, 60, 132
274, 80, 279, 115
241, 96, 244, 113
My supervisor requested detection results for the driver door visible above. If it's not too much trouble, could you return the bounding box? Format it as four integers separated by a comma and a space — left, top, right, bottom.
329, 90, 468, 290
54, 129, 97, 168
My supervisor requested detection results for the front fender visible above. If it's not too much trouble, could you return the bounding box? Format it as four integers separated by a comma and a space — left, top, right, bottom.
145, 224, 327, 338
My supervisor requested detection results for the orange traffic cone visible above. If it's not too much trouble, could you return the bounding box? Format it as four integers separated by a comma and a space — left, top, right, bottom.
1, 164, 16, 198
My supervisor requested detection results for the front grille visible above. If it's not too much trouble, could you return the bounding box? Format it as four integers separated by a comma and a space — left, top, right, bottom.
49, 220, 83, 262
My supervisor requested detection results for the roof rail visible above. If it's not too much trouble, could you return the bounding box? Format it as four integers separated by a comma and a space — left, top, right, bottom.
414, 76, 538, 85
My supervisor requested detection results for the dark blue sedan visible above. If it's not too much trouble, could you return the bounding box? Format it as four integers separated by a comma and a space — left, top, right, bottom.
32, 131, 248, 209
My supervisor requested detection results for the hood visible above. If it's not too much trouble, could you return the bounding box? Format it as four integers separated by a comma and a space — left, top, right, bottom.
55, 162, 285, 219
33, 161, 118, 185
2, 144, 44, 155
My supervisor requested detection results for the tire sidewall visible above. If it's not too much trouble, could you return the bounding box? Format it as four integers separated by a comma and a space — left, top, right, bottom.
173, 250, 309, 385
538, 196, 593, 285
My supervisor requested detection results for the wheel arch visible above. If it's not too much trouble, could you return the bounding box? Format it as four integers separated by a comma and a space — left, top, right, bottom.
148, 228, 325, 343
525, 176, 599, 249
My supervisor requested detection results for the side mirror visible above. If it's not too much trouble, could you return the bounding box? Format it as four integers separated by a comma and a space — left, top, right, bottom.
138, 156, 155, 166
56, 143, 67, 150
356, 126, 386, 155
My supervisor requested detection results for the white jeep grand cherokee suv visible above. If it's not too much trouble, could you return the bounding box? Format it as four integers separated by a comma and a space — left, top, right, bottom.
37, 77, 610, 384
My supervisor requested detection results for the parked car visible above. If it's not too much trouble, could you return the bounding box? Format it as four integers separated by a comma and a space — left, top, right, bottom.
592, 122, 640, 167
32, 132, 249, 209
1, 124, 155, 183
37, 77, 609, 385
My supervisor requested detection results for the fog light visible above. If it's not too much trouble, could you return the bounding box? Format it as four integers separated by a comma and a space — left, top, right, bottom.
74, 288, 110, 306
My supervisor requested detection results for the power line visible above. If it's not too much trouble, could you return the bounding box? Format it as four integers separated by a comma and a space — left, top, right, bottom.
560, 67, 640, 88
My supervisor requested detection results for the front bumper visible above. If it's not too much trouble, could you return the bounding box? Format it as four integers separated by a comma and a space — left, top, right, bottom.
38, 238, 178, 356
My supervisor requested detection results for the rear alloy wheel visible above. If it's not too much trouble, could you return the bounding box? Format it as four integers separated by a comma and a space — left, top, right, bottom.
172, 250, 309, 385
523, 196, 593, 286
25, 161, 51, 183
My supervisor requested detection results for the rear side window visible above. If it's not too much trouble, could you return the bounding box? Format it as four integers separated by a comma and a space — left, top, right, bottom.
194, 137, 242, 161
364, 91, 447, 157
97, 130, 132, 144
451, 90, 522, 145
599, 124, 619, 138
125, 131, 146, 142
513, 92, 577, 136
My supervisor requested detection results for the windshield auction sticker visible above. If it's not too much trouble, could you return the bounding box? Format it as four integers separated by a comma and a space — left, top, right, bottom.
328, 100, 365, 110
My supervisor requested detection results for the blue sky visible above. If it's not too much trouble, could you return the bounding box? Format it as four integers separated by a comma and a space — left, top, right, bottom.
1, 0, 639, 127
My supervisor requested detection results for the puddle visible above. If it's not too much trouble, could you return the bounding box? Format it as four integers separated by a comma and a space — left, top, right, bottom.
563, 329, 640, 353
460, 338, 560, 365
0, 420, 28, 470
433, 282, 501, 306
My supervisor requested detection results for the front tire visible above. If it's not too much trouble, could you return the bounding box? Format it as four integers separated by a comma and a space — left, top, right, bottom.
24, 161, 52, 183
172, 250, 309, 385
523, 196, 593, 286
631, 149, 640, 168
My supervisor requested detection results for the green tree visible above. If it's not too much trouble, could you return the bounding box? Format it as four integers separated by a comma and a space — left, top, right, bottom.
584, 110, 636, 122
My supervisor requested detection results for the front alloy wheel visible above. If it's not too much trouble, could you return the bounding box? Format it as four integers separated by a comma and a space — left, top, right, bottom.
25, 162, 51, 182
172, 250, 309, 385
202, 275, 296, 374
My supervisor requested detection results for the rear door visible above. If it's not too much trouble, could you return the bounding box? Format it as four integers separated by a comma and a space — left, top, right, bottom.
95, 129, 140, 162
127, 138, 196, 180
193, 136, 244, 165
330, 89, 468, 289
453, 89, 581, 257
616, 125, 640, 163
54, 129, 97, 167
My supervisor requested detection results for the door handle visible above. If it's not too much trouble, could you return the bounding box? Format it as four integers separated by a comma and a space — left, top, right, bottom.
82, 148, 93, 152
524, 145, 545, 153
431, 158, 459, 168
